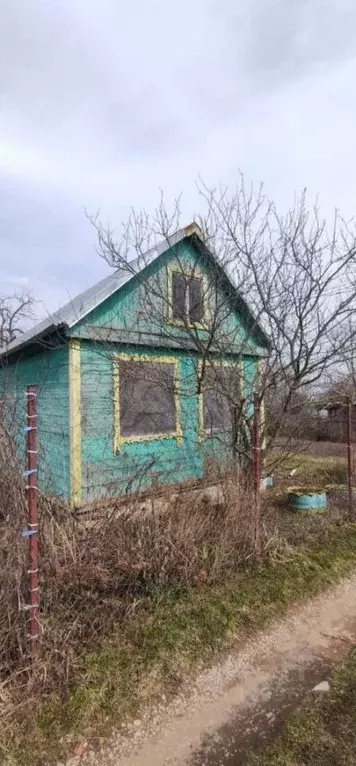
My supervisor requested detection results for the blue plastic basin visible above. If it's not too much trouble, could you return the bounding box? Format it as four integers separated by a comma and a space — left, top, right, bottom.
288, 490, 328, 513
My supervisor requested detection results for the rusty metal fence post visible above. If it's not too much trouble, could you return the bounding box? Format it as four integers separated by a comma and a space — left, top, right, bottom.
23, 385, 40, 659
253, 392, 261, 560
347, 396, 354, 521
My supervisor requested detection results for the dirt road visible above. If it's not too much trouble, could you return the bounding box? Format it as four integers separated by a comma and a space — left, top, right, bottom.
76, 575, 356, 766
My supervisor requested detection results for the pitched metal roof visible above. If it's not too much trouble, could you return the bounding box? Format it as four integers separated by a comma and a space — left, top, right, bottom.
3, 224, 201, 356
3, 222, 269, 356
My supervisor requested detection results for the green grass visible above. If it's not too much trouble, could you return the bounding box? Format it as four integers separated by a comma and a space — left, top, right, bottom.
248, 648, 356, 765
3, 524, 356, 766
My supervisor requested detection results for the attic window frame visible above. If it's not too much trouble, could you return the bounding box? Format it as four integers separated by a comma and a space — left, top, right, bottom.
113, 353, 183, 452
167, 263, 209, 328
198, 360, 243, 441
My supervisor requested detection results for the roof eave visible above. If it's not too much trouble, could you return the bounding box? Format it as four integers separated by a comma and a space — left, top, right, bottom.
192, 237, 270, 351
0, 323, 68, 360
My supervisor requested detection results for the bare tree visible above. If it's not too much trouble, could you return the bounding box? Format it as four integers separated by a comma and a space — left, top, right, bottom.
0, 291, 35, 348
89, 175, 356, 473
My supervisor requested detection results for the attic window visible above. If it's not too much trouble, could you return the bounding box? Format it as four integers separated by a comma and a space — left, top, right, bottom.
172, 272, 204, 324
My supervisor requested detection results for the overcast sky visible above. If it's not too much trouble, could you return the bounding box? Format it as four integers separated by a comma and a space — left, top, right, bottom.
1, 0, 356, 319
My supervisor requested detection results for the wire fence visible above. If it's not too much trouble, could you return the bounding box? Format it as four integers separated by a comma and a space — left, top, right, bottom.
1, 383, 356, 668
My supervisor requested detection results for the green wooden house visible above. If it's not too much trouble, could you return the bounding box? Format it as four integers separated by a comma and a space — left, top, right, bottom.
0, 223, 269, 506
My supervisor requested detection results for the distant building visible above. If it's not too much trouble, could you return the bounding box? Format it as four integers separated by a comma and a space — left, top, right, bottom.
317, 398, 356, 440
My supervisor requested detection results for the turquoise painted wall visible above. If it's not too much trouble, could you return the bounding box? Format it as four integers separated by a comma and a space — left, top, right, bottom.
0, 345, 70, 498
80, 341, 203, 501
76, 239, 264, 501
0, 239, 265, 504
79, 341, 259, 502
73, 241, 266, 356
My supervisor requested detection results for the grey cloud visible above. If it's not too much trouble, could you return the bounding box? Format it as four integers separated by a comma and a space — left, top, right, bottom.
1, 0, 356, 319
1, 1, 212, 157
0, 175, 103, 310
154, 0, 356, 130
3, 0, 355, 163
243, 0, 356, 86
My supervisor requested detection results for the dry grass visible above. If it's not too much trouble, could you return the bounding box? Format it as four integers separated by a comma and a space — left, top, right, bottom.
0, 471, 261, 762
0, 459, 258, 694
275, 437, 349, 459
0, 429, 28, 680
1, 429, 355, 764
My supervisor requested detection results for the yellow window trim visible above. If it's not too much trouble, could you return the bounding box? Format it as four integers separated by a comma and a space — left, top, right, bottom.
166, 263, 210, 329
198, 358, 243, 442
69, 338, 82, 507
113, 353, 183, 452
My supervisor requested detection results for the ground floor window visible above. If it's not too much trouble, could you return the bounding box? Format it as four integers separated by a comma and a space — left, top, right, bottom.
201, 363, 241, 437
114, 355, 182, 450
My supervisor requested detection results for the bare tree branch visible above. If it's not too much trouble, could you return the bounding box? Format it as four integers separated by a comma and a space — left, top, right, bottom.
89, 173, 356, 470
0, 292, 35, 348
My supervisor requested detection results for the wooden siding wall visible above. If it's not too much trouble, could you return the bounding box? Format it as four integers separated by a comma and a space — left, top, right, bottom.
0, 345, 70, 498
79, 341, 258, 503
72, 241, 265, 358
69, 240, 262, 503
0, 239, 263, 505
